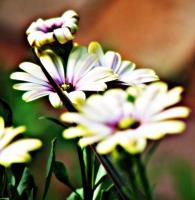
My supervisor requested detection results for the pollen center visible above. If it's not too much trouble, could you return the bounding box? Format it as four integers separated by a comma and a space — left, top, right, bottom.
118, 117, 140, 130
61, 83, 70, 91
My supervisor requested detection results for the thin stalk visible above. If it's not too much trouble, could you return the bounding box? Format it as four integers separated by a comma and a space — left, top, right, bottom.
86, 146, 93, 200
76, 143, 88, 199
91, 145, 131, 200
134, 154, 152, 200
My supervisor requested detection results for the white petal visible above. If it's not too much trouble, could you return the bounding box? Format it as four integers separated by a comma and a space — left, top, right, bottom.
116, 61, 135, 76
101, 51, 121, 72
48, 92, 62, 108
39, 50, 65, 84
22, 90, 51, 102
76, 67, 118, 89
96, 135, 119, 154
79, 135, 104, 148
0, 126, 26, 150
151, 107, 190, 121
13, 83, 50, 91
139, 120, 186, 139
88, 41, 104, 58
68, 91, 86, 106
19, 62, 48, 82
66, 46, 88, 84
10, 72, 47, 86
119, 136, 147, 154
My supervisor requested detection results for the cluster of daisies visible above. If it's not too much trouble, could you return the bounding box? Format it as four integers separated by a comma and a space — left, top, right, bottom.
8, 9, 189, 161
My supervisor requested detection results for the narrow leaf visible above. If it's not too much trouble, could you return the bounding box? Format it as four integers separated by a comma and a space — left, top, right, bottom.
42, 138, 57, 200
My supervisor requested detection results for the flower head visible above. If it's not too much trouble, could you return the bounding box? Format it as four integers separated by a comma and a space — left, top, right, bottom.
0, 117, 42, 167
61, 82, 189, 154
88, 42, 159, 85
26, 10, 79, 48
10, 46, 118, 108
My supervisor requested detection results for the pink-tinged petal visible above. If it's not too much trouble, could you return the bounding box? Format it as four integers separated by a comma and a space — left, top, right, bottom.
101, 51, 121, 72
22, 90, 51, 102
66, 46, 88, 84
72, 53, 98, 85
116, 61, 135, 76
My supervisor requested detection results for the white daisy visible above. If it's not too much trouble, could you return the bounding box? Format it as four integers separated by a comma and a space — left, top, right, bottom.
10, 46, 118, 108
88, 42, 159, 85
61, 82, 189, 154
26, 10, 79, 48
0, 117, 42, 167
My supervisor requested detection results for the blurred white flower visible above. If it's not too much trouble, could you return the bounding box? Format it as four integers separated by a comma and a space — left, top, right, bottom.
88, 42, 159, 85
10, 46, 118, 108
26, 10, 79, 47
0, 117, 42, 167
61, 82, 189, 154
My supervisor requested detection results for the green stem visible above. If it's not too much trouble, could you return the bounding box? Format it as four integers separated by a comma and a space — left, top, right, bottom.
86, 146, 93, 200
76, 143, 88, 199
91, 145, 131, 200
134, 154, 152, 200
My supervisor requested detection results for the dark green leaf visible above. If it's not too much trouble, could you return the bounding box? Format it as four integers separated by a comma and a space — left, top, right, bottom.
17, 167, 36, 198
54, 161, 72, 188
42, 138, 57, 200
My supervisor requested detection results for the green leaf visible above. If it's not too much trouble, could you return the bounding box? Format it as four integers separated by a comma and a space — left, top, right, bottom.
54, 161, 73, 188
143, 141, 160, 166
67, 188, 83, 200
17, 167, 36, 198
0, 98, 12, 126
42, 138, 57, 200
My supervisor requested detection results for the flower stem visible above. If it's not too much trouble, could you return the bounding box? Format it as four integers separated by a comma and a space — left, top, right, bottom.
90, 145, 131, 200
75, 143, 88, 199
134, 154, 152, 200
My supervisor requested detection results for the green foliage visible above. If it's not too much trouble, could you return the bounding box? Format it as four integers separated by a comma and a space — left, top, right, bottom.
42, 138, 57, 200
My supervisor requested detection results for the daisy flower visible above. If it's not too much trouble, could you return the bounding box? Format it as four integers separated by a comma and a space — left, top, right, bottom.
88, 42, 159, 85
10, 46, 118, 108
61, 82, 189, 154
0, 117, 42, 167
26, 10, 79, 48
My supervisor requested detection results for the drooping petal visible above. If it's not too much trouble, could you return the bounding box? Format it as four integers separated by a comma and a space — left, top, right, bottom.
48, 92, 63, 108
67, 91, 86, 106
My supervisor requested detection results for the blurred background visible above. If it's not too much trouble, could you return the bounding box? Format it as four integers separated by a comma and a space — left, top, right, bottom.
0, 0, 195, 199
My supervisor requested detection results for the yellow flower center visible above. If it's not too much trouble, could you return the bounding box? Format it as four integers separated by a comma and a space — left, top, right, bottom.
118, 117, 140, 130
61, 83, 70, 91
